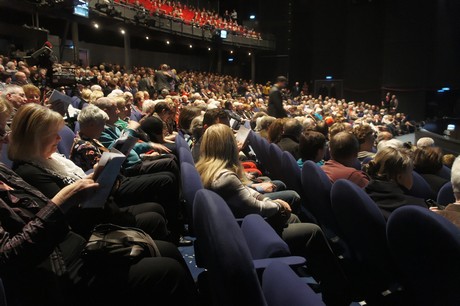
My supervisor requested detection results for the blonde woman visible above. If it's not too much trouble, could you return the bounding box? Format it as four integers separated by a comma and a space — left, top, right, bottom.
8, 103, 173, 241
364, 147, 428, 219
196, 124, 352, 305
0, 100, 198, 305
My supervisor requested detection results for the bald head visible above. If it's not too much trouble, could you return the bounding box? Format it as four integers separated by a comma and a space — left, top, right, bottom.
283, 118, 303, 138
329, 131, 359, 165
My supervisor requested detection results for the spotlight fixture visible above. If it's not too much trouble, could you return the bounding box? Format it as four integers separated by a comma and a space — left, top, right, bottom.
145, 36, 149, 40
208, 47, 211, 51
120, 29, 125, 34
230, 50, 233, 54
166, 40, 170, 45
93, 23, 99, 29
248, 52, 252, 56
189, 44, 193, 48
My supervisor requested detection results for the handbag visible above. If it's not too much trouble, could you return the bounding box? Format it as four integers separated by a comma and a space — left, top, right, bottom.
82, 224, 161, 264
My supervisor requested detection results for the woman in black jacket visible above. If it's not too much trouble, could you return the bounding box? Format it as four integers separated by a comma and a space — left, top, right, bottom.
364, 147, 428, 220
0, 98, 198, 305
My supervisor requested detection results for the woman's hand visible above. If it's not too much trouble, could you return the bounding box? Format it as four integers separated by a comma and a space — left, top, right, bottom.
52, 179, 99, 213
150, 142, 172, 153
252, 182, 276, 193
273, 199, 292, 213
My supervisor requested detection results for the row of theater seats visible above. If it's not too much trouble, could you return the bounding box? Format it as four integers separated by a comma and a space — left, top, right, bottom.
174, 133, 325, 305
248, 130, 459, 304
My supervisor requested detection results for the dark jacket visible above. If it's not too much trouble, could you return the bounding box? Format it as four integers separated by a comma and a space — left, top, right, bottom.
267, 85, 287, 118
418, 173, 449, 196
365, 179, 428, 220
0, 163, 85, 305
277, 135, 300, 160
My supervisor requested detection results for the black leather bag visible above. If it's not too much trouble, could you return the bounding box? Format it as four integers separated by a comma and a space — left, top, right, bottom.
82, 224, 161, 264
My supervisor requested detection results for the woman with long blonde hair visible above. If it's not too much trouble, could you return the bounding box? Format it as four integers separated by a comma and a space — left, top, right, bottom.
196, 124, 353, 305
196, 123, 293, 219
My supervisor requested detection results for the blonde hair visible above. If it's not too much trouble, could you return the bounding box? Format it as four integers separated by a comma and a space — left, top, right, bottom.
9, 103, 64, 161
22, 84, 41, 101
89, 90, 104, 104
81, 88, 92, 101
364, 147, 413, 181
195, 124, 246, 188
0, 97, 13, 116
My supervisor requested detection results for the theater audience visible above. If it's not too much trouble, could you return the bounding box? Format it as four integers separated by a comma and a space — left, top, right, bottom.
432, 156, 460, 228
322, 131, 370, 188
92, 97, 177, 177
364, 147, 428, 219
9, 103, 174, 240
0, 98, 198, 306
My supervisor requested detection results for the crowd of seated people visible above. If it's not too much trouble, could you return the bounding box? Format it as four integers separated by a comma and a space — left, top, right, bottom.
117, 0, 262, 39
1, 52, 460, 304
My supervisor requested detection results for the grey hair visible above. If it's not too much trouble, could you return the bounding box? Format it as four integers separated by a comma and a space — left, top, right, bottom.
77, 104, 109, 126
416, 137, 435, 148
0, 84, 23, 99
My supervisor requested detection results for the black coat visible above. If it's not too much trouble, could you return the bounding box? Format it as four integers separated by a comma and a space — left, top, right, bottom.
267, 85, 287, 118
365, 179, 428, 220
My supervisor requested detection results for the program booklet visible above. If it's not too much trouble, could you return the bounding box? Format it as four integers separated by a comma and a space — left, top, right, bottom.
235, 124, 251, 145
81, 150, 126, 208
109, 132, 139, 156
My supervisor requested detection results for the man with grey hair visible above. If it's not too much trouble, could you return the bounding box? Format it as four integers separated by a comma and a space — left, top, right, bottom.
1, 84, 27, 109
432, 156, 460, 229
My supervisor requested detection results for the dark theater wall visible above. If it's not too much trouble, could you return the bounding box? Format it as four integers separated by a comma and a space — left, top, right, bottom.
264, 0, 460, 120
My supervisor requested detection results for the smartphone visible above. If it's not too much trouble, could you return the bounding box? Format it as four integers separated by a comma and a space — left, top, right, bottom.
425, 199, 445, 210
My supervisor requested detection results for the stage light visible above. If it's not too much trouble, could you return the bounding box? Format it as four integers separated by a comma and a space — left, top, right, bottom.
326, 76, 332, 80
166, 40, 170, 45
230, 50, 233, 54
249, 15, 256, 20
248, 52, 252, 56
145, 36, 149, 40
442, 87, 450, 91
208, 47, 211, 51
120, 29, 125, 34
93, 23, 99, 29
228, 58, 234, 62
189, 44, 193, 48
